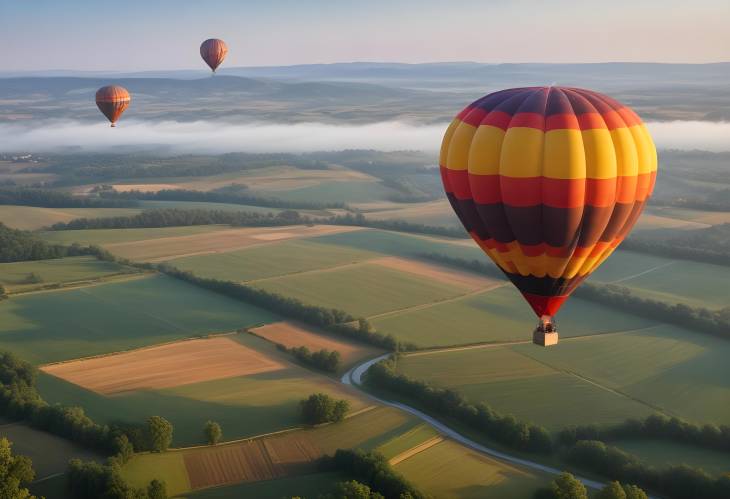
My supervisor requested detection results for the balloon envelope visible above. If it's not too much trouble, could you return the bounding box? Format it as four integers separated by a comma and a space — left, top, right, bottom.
95, 85, 130, 127
200, 38, 228, 72
440, 86, 657, 319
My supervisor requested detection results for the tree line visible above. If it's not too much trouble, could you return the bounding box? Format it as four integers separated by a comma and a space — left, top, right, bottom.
559, 413, 730, 454
0, 187, 136, 208
321, 449, 425, 499
624, 223, 730, 266
276, 344, 342, 373
367, 357, 553, 454
566, 440, 730, 499
0, 222, 99, 263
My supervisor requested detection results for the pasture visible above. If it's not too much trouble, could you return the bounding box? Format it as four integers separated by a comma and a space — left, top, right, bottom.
0, 422, 102, 479
373, 286, 658, 348
171, 239, 379, 282
611, 439, 730, 476
103, 224, 363, 262
184, 472, 347, 499
397, 345, 655, 429
42, 336, 284, 395
250, 322, 382, 369
0, 274, 278, 364
254, 262, 466, 318
0, 205, 142, 230
0, 255, 135, 293
38, 334, 369, 446
40, 225, 229, 246
394, 439, 551, 499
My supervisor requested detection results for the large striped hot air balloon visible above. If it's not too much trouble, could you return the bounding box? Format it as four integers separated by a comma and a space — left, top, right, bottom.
440, 86, 657, 346
95, 86, 130, 127
200, 38, 228, 73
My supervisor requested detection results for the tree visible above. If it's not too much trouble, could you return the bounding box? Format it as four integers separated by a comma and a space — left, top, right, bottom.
622, 484, 648, 499
204, 421, 222, 445
549, 473, 588, 499
147, 416, 173, 452
111, 434, 134, 465
24, 273, 42, 284
325, 480, 385, 499
147, 479, 168, 499
299, 393, 350, 425
0, 438, 36, 499
597, 481, 626, 499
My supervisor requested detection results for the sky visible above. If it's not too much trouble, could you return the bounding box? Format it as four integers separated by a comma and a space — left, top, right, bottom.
1, 0, 728, 71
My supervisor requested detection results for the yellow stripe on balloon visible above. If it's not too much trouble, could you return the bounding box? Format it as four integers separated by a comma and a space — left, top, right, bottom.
439, 119, 460, 167
609, 127, 639, 177
500, 127, 544, 178
581, 128, 618, 179
543, 129, 586, 179
468, 125, 506, 175
446, 121, 477, 171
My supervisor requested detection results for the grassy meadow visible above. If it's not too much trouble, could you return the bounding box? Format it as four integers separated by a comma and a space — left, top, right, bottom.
0, 274, 277, 364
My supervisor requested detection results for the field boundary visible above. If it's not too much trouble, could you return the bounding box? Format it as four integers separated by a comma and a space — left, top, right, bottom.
7, 272, 153, 298
388, 436, 444, 465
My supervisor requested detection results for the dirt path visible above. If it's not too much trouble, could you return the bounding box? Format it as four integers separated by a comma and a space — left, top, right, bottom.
609, 261, 677, 284
388, 436, 444, 465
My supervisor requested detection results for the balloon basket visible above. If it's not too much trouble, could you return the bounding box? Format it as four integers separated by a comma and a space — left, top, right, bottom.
533, 330, 559, 347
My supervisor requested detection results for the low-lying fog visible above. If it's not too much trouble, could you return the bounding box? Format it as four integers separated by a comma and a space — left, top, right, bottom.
0, 120, 728, 154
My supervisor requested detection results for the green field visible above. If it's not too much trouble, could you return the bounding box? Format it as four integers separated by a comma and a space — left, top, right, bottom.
255, 263, 466, 318
373, 286, 658, 348
374, 423, 438, 459
0, 256, 135, 293
39, 334, 367, 447
171, 239, 379, 281
122, 451, 191, 497
589, 250, 730, 309
397, 346, 654, 429
184, 472, 348, 499
265, 179, 395, 204
0, 205, 142, 230
0, 274, 278, 364
40, 225, 230, 246
611, 439, 730, 476
395, 439, 551, 499
0, 422, 102, 479
513, 326, 730, 424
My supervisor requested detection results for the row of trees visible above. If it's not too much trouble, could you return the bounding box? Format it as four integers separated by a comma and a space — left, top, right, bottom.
624, 223, 730, 266
367, 358, 553, 454
68, 459, 167, 499
157, 265, 405, 351
300, 393, 350, 425
101, 187, 347, 210
0, 187, 135, 208
0, 437, 36, 499
566, 440, 730, 499
0, 222, 99, 263
559, 413, 730, 454
321, 449, 425, 499
575, 283, 730, 339
534, 472, 647, 499
277, 344, 342, 373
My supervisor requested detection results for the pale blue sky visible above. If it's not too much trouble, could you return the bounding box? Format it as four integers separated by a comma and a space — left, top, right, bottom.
1, 0, 728, 71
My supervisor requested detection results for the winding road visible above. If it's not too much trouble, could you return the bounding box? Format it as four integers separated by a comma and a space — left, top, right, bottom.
341, 353, 608, 491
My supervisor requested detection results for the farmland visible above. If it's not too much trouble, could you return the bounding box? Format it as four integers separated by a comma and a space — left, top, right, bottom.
40, 224, 231, 246
250, 322, 382, 369
0, 255, 136, 293
38, 334, 369, 446
0, 274, 277, 364
254, 262, 466, 318
0, 205, 142, 230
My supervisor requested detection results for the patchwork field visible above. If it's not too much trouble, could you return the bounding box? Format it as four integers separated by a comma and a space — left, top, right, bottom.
250, 322, 382, 369
0, 422, 102, 479
104, 224, 364, 262
122, 406, 422, 494
0, 274, 277, 364
0, 255, 136, 293
398, 344, 655, 429
0, 205, 142, 230
38, 334, 369, 446
172, 239, 379, 282
42, 336, 284, 395
372, 256, 501, 291
254, 262, 466, 318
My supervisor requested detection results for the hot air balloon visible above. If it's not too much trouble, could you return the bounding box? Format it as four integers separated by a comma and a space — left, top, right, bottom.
95, 85, 130, 127
200, 38, 228, 73
440, 87, 657, 346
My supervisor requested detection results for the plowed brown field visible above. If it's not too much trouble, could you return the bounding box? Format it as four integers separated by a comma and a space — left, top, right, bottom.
41, 336, 284, 395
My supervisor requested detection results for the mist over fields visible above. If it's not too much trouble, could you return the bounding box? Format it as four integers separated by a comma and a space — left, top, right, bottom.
0, 119, 728, 154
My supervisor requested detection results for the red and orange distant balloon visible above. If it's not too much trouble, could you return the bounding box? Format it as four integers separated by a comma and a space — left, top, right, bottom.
200, 38, 228, 73
440, 86, 657, 344
95, 85, 130, 127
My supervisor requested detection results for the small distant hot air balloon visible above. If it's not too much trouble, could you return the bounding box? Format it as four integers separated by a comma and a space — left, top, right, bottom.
200, 38, 228, 73
95, 85, 130, 127
440, 87, 657, 346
